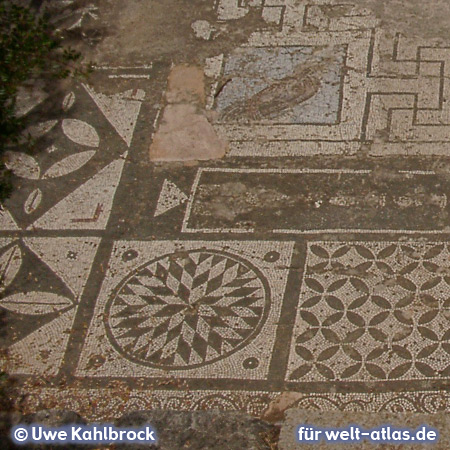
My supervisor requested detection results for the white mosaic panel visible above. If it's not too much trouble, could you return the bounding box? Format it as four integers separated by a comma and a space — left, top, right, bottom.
77, 240, 294, 380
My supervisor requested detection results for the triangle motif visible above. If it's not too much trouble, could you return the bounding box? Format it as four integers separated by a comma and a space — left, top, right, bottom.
84, 84, 145, 147
154, 179, 188, 217
7, 308, 76, 376
0, 208, 19, 230
24, 237, 101, 298
30, 155, 127, 230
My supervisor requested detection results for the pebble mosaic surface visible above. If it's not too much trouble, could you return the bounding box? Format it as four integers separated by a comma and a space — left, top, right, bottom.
4, 0, 450, 420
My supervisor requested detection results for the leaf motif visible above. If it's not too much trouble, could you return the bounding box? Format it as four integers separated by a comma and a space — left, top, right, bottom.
348, 295, 368, 310
43, 151, 95, 179
341, 363, 362, 379
371, 295, 391, 310
322, 312, 344, 326
418, 326, 439, 342
355, 261, 373, 273
295, 345, 314, 361
423, 244, 445, 260
368, 327, 388, 342
365, 363, 386, 380
62, 119, 99, 147
396, 276, 417, 292
325, 295, 344, 311
316, 363, 335, 380
301, 295, 322, 308
24, 188, 43, 214
388, 362, 412, 380
304, 278, 324, 293
310, 245, 329, 259
321, 328, 340, 344
366, 347, 387, 361
295, 328, 318, 344
0, 245, 22, 289
420, 277, 441, 292
418, 310, 439, 325
347, 311, 365, 327
289, 364, 312, 380
300, 310, 319, 327
395, 294, 415, 308
24, 120, 58, 139
377, 244, 397, 259
423, 261, 439, 274
417, 344, 439, 360
349, 277, 370, 294
5, 151, 40, 180
0, 292, 72, 315
369, 311, 390, 326
62, 92, 76, 111
343, 328, 365, 343
354, 245, 375, 260
415, 361, 437, 377
317, 345, 339, 361
342, 346, 362, 362
327, 278, 347, 292
419, 294, 439, 308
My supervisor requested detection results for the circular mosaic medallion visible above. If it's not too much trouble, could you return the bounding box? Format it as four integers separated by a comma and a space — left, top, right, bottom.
105, 249, 270, 369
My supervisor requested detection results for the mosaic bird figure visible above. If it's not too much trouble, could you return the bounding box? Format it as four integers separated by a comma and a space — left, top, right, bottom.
219, 62, 323, 122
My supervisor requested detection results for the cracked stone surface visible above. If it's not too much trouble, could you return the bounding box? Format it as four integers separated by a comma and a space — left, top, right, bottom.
5, 0, 450, 445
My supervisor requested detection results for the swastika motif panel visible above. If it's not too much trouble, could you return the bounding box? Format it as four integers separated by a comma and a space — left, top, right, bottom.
204, 1, 450, 156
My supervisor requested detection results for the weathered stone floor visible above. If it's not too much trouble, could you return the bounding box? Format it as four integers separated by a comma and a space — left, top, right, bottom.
3, 0, 450, 425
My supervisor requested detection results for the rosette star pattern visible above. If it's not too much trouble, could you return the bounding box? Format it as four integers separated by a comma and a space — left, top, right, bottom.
105, 250, 269, 369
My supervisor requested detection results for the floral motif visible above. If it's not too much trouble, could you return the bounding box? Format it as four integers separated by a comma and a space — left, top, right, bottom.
288, 242, 450, 382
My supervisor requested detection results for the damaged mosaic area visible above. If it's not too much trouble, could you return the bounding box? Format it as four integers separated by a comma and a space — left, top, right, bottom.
215, 46, 345, 124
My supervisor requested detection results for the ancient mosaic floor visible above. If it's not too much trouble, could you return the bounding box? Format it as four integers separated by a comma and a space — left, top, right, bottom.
4, 0, 450, 421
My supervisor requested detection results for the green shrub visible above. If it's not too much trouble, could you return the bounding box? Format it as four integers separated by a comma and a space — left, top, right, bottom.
0, 0, 87, 200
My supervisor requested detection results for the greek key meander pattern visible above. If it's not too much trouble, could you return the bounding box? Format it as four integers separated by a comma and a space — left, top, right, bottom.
288, 242, 450, 382
212, 1, 450, 156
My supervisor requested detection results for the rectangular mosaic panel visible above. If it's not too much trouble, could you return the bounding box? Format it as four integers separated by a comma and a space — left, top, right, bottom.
287, 241, 450, 384
77, 240, 294, 381
214, 46, 345, 125
182, 169, 449, 233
